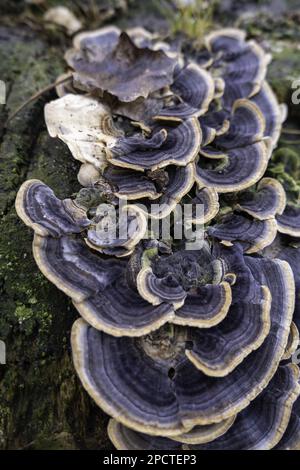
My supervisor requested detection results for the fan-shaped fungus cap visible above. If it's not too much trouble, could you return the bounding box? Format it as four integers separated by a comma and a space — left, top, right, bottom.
251, 81, 287, 148
86, 203, 147, 258
192, 364, 300, 450
67, 32, 178, 102
45, 94, 122, 170
138, 164, 195, 220
15, 179, 90, 237
71, 255, 294, 435
102, 163, 195, 220
212, 99, 265, 149
154, 63, 215, 121
274, 245, 300, 332
56, 26, 285, 203
199, 109, 230, 146
195, 141, 270, 193
135, 244, 232, 326
58, 26, 284, 202
277, 204, 300, 238
68, 26, 121, 64
205, 29, 271, 108
107, 414, 236, 449
107, 118, 201, 171
275, 395, 300, 450
16, 180, 182, 336
108, 419, 184, 450
236, 178, 286, 220
67, 26, 178, 68
187, 186, 219, 224
136, 242, 272, 377
185, 284, 271, 377
107, 364, 300, 450
103, 166, 161, 201
208, 213, 278, 254
282, 322, 299, 361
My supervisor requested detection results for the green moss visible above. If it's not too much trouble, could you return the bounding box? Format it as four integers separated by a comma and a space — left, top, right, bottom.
0, 24, 110, 449
267, 43, 300, 116
31, 432, 77, 451
156, 0, 215, 46
267, 146, 300, 201
0, 29, 68, 215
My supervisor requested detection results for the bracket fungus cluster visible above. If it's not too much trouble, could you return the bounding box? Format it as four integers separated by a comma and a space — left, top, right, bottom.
15, 26, 300, 450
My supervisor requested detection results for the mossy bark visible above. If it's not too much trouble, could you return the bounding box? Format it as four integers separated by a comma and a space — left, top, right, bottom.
1, 0, 300, 450
0, 13, 111, 452
0, 0, 171, 451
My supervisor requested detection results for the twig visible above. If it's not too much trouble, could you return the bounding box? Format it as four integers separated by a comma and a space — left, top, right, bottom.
282, 128, 300, 135
280, 139, 300, 145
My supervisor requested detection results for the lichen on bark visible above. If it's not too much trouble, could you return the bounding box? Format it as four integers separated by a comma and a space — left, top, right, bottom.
0, 20, 112, 451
